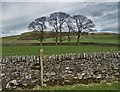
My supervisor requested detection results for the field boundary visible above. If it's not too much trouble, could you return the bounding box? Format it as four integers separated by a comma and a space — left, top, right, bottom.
1, 51, 120, 89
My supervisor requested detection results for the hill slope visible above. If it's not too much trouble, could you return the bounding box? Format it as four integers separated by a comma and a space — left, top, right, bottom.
1, 31, 119, 45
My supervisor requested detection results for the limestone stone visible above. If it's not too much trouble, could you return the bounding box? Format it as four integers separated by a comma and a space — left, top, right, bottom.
1, 52, 119, 89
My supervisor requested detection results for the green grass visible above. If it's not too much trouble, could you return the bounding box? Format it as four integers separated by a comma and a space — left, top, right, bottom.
4, 81, 117, 91
1, 34, 120, 91
1, 34, 119, 44
43, 35, 119, 44
1, 35, 39, 44
31, 82, 119, 90
2, 45, 118, 57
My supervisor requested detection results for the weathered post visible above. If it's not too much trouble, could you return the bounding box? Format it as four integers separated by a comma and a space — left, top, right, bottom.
40, 49, 44, 87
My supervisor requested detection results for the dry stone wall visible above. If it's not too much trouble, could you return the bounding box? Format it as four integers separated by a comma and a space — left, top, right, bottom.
0, 52, 120, 89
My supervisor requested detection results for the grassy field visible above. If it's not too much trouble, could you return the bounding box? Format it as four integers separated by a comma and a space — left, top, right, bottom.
1, 34, 120, 91
1, 34, 119, 57
32, 82, 119, 90
1, 34, 119, 44
2, 45, 118, 57
2, 81, 119, 91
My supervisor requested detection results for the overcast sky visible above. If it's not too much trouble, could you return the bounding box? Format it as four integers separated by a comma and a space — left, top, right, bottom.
1, 1, 119, 37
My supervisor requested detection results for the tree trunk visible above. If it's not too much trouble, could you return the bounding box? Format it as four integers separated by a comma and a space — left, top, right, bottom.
40, 31, 43, 46
39, 32, 41, 46
68, 28, 70, 45
77, 33, 80, 45
40, 36, 43, 46
60, 28, 62, 45
56, 32, 58, 45
40, 38, 42, 46
68, 35, 70, 45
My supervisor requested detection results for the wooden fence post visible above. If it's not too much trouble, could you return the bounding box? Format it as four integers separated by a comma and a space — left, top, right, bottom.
40, 49, 44, 87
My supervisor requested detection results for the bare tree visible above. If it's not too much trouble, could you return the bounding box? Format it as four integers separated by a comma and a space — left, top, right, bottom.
66, 16, 74, 45
48, 12, 69, 45
73, 15, 95, 45
28, 21, 36, 31
28, 16, 46, 45
28, 13, 96, 46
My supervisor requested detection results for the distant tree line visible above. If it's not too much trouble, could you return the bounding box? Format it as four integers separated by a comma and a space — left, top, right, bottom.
28, 12, 96, 45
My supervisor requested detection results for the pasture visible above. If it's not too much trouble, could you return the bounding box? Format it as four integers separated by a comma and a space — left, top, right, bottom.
1, 33, 119, 57
1, 33, 119, 91
2, 45, 118, 57
1, 34, 119, 44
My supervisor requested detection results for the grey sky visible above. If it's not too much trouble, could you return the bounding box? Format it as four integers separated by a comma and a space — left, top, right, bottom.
1, 1, 119, 37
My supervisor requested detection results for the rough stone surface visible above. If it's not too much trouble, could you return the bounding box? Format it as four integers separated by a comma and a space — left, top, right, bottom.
0, 52, 120, 89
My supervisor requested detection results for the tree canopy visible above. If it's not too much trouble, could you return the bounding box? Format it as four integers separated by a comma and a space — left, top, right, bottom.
28, 11, 96, 45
